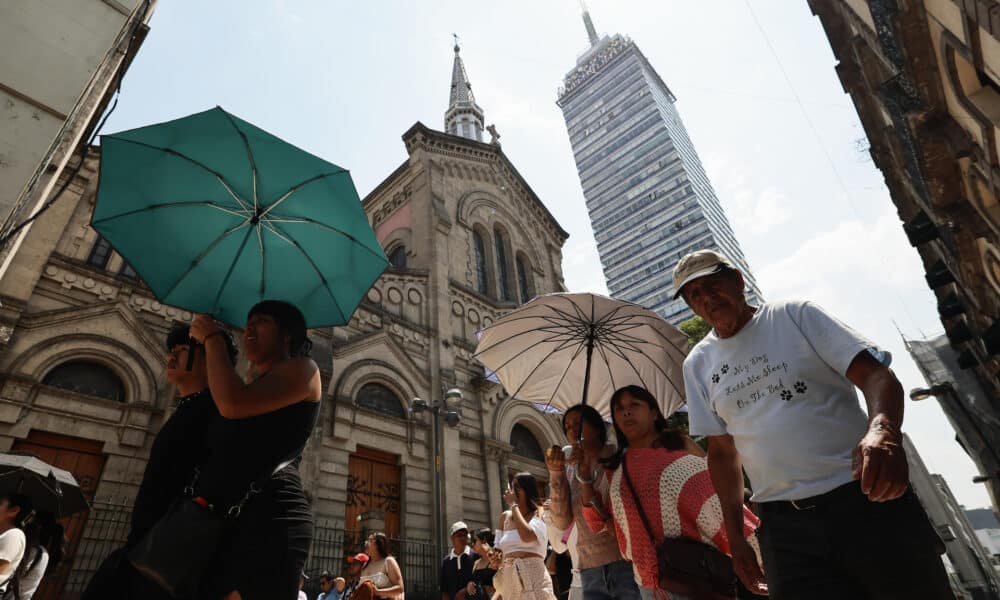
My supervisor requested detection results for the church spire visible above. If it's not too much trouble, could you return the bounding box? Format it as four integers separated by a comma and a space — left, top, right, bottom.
445, 37, 485, 142
581, 0, 600, 46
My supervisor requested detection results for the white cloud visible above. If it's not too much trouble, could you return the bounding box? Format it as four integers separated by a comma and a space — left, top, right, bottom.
561, 237, 609, 295
727, 186, 791, 235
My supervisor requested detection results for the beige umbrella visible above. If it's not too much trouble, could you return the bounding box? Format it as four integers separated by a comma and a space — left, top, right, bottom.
474, 292, 689, 417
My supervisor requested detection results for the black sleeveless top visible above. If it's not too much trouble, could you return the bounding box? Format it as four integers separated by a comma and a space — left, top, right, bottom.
197, 399, 319, 505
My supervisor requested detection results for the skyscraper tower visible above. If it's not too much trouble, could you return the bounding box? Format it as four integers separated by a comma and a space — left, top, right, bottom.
557, 6, 762, 324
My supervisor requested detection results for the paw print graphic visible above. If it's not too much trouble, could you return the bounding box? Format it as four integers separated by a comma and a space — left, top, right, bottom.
794, 381, 808, 394
780, 389, 793, 402
720, 364, 730, 374
711, 373, 720, 384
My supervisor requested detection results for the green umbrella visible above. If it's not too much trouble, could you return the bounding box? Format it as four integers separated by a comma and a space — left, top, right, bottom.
93, 107, 387, 327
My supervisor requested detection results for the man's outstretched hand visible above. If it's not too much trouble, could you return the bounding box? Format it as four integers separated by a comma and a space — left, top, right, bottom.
852, 424, 908, 502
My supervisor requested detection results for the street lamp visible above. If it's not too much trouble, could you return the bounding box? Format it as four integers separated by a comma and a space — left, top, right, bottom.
410, 387, 463, 559
910, 383, 1000, 484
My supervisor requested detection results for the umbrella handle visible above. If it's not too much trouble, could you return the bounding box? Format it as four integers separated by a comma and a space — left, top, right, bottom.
580, 325, 596, 408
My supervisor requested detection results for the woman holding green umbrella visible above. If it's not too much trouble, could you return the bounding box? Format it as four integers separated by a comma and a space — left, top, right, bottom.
188, 300, 320, 600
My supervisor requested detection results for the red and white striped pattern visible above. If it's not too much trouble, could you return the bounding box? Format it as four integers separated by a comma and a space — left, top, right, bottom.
583, 448, 760, 592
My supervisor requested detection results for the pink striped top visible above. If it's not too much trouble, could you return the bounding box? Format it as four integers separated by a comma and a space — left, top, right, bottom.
582, 448, 760, 592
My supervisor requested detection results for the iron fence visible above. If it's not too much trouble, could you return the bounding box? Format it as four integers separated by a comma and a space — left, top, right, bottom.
36, 500, 437, 600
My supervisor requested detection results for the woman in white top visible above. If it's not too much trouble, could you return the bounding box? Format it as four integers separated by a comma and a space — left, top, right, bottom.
358, 532, 404, 599
494, 472, 556, 600
12, 511, 64, 600
0, 494, 30, 597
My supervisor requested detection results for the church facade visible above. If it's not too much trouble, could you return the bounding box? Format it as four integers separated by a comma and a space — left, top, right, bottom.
0, 45, 569, 598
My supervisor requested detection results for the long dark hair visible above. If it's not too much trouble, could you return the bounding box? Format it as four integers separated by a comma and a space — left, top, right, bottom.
475, 527, 494, 546
603, 385, 684, 469
0, 493, 34, 529
368, 532, 391, 559
248, 300, 312, 357
562, 404, 608, 445
9, 511, 64, 600
512, 472, 542, 514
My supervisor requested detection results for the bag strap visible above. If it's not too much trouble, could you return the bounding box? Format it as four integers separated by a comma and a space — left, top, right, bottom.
187, 457, 298, 518
619, 451, 659, 545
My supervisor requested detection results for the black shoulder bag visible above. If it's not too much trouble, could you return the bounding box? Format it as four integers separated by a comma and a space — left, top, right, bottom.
620, 453, 737, 600
127, 459, 294, 598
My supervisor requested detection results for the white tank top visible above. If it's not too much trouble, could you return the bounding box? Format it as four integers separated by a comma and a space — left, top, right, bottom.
495, 514, 547, 556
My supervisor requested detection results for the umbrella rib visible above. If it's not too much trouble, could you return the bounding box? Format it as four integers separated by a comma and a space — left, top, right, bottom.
217, 176, 253, 214
92, 201, 250, 225
267, 221, 349, 323
263, 213, 387, 263
256, 224, 266, 297
210, 226, 255, 315
539, 337, 591, 412
474, 326, 582, 359
598, 335, 687, 399
160, 220, 251, 301
505, 335, 588, 403
220, 110, 261, 212
258, 170, 348, 218
595, 337, 662, 402
103, 137, 241, 193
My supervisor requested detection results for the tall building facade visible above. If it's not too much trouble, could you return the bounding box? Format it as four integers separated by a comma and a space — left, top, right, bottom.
0, 44, 568, 599
557, 10, 761, 324
811, 0, 1000, 507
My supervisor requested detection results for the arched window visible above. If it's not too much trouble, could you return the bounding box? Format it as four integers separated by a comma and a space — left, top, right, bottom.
42, 361, 125, 402
495, 228, 512, 301
516, 256, 532, 304
388, 246, 407, 270
473, 230, 489, 295
356, 382, 406, 419
510, 424, 545, 462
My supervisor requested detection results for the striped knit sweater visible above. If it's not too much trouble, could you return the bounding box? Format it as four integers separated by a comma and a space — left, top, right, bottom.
582, 447, 760, 593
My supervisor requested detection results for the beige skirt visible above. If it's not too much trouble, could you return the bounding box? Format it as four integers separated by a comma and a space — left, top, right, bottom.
493, 556, 556, 600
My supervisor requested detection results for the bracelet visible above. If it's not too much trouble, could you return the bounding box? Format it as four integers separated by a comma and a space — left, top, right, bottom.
574, 468, 596, 485
202, 331, 226, 345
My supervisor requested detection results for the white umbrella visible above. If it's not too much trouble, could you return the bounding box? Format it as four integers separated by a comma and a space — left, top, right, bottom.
474, 292, 689, 417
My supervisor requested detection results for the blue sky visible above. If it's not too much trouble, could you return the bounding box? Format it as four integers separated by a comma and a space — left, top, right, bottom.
104, 0, 990, 508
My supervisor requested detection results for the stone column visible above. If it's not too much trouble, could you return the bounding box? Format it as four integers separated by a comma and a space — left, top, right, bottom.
485, 445, 511, 526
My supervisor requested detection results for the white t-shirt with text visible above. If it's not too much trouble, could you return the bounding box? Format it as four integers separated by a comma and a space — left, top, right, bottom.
683, 300, 883, 502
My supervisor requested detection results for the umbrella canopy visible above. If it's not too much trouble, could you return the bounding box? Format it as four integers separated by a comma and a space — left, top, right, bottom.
0, 454, 88, 517
93, 107, 387, 328
474, 293, 689, 418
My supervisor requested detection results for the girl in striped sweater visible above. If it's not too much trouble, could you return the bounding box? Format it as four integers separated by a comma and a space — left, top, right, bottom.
578, 386, 763, 600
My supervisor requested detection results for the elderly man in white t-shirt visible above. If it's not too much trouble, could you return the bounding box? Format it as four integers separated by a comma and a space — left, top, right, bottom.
674, 250, 950, 600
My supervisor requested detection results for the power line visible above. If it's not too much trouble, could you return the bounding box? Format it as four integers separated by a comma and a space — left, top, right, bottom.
742, 0, 926, 337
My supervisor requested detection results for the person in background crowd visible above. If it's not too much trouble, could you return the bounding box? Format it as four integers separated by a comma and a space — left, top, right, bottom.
0, 494, 30, 598
342, 553, 369, 600
547, 405, 642, 600
359, 533, 404, 599
81, 323, 238, 600
459, 528, 496, 600
542, 498, 583, 600
675, 249, 951, 599
8, 510, 64, 600
316, 570, 336, 600
441, 521, 477, 600
298, 572, 308, 600
580, 385, 762, 600
494, 473, 556, 599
